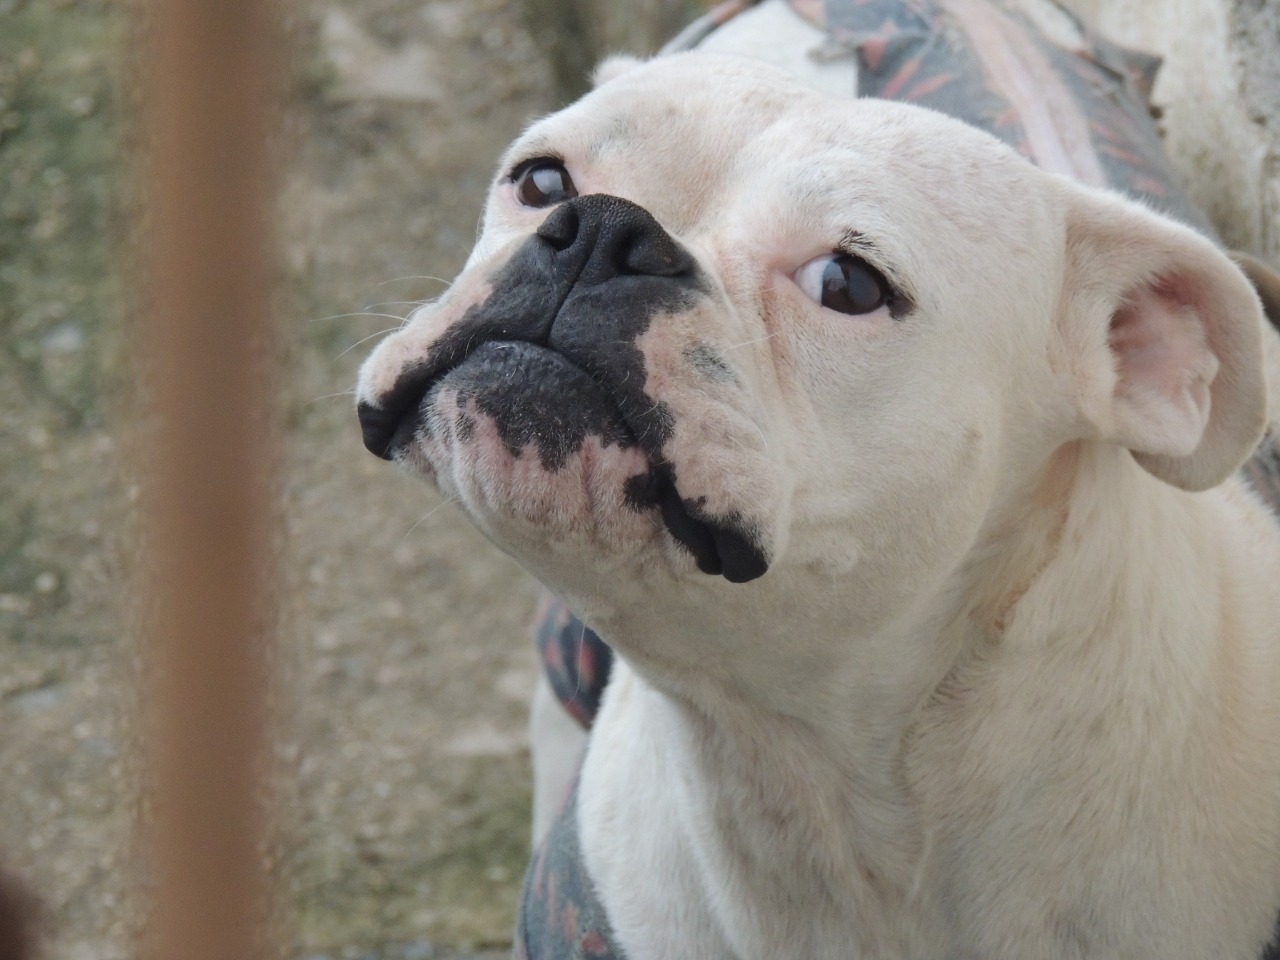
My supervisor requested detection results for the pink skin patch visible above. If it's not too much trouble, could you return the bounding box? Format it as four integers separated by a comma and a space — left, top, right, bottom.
420, 388, 659, 553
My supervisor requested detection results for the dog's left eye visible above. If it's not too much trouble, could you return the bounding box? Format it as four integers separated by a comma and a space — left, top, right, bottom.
512, 158, 578, 208
794, 252, 892, 316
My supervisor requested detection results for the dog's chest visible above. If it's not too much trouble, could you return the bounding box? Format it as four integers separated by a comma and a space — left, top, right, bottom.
576, 673, 959, 959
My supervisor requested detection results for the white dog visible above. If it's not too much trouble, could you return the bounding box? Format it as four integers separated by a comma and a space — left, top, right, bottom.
356, 8, 1280, 958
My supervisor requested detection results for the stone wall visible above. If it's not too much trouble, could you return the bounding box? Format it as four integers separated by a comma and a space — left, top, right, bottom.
521, 0, 703, 104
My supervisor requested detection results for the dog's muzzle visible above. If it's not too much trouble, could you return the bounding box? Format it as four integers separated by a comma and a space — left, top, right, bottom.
357, 194, 770, 583
357, 194, 699, 463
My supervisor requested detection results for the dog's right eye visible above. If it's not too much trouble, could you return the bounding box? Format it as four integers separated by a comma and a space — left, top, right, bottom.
794, 252, 893, 316
512, 159, 578, 208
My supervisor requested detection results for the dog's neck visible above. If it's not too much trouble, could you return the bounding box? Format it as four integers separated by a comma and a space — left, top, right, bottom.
592, 442, 1167, 731
582, 440, 1236, 952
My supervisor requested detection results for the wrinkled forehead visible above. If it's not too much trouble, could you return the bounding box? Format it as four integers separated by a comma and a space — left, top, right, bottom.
734, 99, 1055, 273
502, 53, 1053, 269
507, 54, 809, 177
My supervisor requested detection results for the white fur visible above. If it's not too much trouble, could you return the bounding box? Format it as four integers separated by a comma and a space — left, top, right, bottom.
529, 674, 587, 846
357, 50, 1280, 959
692, 0, 855, 96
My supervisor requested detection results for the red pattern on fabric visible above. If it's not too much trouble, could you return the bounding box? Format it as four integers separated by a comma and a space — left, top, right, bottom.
859, 30, 892, 72
877, 53, 920, 99
902, 70, 956, 101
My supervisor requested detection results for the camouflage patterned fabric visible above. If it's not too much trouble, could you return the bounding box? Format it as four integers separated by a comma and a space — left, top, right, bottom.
797, 0, 1213, 233
533, 590, 613, 728
521, 3, 1280, 957
515, 778, 623, 960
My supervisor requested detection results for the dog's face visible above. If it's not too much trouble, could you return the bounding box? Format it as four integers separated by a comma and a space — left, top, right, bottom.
357, 54, 1265, 656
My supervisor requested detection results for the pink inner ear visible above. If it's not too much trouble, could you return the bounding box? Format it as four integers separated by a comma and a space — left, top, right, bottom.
1106, 280, 1218, 459
1109, 283, 1215, 399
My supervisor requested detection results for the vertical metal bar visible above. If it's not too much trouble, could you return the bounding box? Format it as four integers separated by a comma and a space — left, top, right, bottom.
139, 0, 278, 957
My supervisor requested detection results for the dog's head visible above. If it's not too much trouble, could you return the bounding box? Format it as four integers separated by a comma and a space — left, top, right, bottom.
357, 53, 1267, 646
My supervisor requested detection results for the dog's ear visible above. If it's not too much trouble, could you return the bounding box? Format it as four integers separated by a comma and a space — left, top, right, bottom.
1057, 185, 1268, 491
593, 55, 644, 87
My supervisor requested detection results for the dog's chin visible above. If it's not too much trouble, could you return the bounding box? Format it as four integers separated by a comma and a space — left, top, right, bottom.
394, 341, 771, 583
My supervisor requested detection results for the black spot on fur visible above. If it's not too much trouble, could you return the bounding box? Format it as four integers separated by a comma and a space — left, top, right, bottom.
455, 410, 476, 442
684, 343, 736, 384
623, 469, 663, 511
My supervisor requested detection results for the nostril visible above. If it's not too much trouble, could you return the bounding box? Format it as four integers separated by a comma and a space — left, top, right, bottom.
535, 194, 699, 285
536, 203, 580, 252
619, 232, 694, 278
357, 401, 404, 460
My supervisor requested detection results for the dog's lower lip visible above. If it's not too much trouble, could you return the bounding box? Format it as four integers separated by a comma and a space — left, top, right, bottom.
627, 467, 769, 583
357, 400, 408, 461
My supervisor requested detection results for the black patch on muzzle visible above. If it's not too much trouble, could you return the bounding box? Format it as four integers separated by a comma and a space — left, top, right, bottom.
358, 195, 694, 463
436, 340, 636, 468
357, 194, 770, 582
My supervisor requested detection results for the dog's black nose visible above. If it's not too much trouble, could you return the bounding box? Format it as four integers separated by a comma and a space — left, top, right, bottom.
535, 195, 695, 284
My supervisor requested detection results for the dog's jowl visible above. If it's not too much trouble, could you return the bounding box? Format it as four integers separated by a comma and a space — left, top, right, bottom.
356, 5, 1280, 958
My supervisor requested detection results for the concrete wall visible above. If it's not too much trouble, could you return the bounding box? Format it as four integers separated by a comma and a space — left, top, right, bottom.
1062, 0, 1280, 260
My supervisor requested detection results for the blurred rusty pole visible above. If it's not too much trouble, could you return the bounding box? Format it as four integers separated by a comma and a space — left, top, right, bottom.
139, 0, 278, 957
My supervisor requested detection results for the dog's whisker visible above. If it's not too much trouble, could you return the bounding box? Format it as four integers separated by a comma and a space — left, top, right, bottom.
399, 495, 465, 544
377, 274, 455, 289
334, 326, 406, 360
307, 389, 358, 405
308, 310, 410, 326
723, 332, 779, 352
360, 300, 426, 312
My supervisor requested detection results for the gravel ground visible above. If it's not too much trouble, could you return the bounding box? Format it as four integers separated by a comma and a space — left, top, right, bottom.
0, 0, 652, 956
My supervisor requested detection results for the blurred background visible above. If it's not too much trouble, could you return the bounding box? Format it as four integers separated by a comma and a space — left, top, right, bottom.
0, 0, 1275, 958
